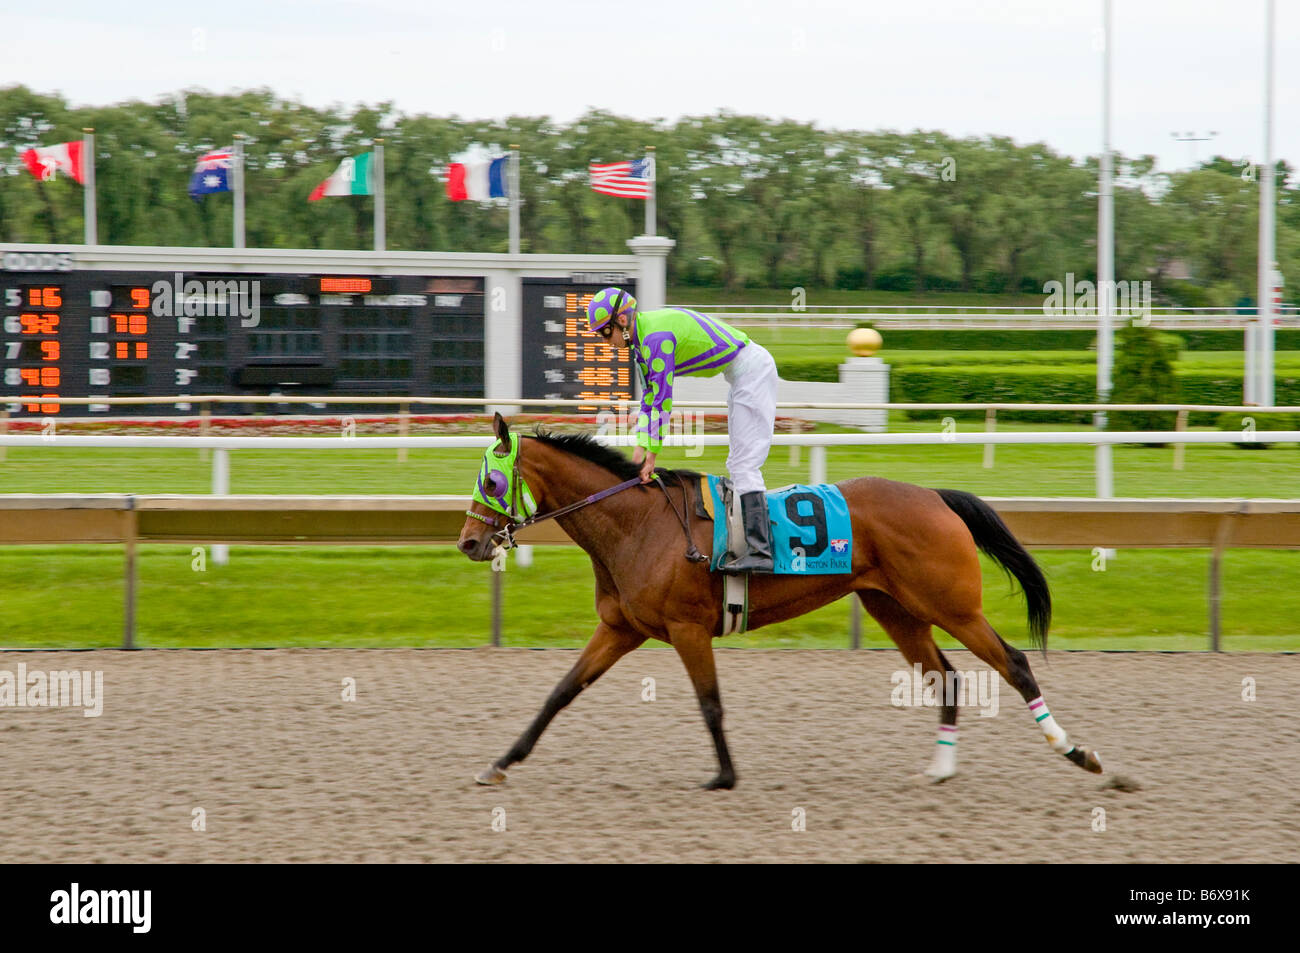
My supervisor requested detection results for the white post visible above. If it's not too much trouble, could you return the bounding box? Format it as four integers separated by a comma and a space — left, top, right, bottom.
82, 129, 96, 245
232, 135, 246, 249
810, 445, 827, 485
1245, 321, 1258, 404
212, 448, 229, 566
1257, 0, 1276, 407
484, 272, 522, 418
373, 139, 386, 252
983, 408, 996, 469
508, 145, 521, 255
516, 545, 533, 568
626, 235, 675, 309
1096, 0, 1115, 500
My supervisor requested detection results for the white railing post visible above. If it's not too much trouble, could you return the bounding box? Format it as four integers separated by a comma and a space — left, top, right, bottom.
1173, 410, 1189, 471
810, 445, 827, 485
983, 408, 996, 469
212, 448, 229, 566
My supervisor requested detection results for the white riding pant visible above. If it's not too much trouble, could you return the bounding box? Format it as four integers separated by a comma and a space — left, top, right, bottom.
722, 342, 778, 495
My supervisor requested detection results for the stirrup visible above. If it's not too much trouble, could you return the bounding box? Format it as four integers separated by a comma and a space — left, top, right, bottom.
720, 490, 774, 574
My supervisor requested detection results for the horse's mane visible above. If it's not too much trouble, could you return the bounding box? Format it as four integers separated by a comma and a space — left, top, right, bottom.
527, 427, 644, 481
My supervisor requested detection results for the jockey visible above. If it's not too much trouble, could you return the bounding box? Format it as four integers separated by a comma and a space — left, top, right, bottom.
587, 287, 778, 573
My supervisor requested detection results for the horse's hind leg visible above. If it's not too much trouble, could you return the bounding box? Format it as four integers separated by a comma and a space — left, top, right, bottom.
475, 622, 645, 785
938, 612, 1103, 774
859, 591, 961, 782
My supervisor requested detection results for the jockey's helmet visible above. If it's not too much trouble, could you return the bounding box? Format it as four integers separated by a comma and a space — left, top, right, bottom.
587, 287, 637, 334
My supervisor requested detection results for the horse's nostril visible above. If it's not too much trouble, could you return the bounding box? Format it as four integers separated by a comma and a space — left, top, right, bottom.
458, 538, 476, 555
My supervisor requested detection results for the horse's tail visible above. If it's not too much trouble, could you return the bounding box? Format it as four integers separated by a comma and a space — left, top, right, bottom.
934, 488, 1051, 652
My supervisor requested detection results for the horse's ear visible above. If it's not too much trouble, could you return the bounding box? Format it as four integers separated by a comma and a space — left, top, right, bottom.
493, 412, 510, 451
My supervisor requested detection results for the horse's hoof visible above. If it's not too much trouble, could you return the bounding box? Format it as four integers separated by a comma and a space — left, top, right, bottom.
924, 767, 957, 783
1065, 746, 1103, 774
701, 774, 735, 791
475, 764, 507, 785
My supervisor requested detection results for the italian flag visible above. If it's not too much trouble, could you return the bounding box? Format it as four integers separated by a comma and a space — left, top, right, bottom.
308, 152, 373, 201
22, 141, 86, 184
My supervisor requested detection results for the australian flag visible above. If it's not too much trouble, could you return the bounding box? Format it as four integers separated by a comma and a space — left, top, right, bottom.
188, 146, 234, 199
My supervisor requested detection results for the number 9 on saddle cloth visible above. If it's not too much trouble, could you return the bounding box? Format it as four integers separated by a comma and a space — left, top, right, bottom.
703, 476, 853, 575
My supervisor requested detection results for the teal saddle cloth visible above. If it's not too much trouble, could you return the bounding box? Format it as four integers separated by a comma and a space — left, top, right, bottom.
703, 475, 853, 575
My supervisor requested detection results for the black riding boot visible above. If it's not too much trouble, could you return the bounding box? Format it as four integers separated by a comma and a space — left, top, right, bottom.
721, 491, 774, 574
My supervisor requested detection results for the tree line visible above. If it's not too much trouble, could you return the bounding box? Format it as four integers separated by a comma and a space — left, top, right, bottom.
1, 86, 1296, 306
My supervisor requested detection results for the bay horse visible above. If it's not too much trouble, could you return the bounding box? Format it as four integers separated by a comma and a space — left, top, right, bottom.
458, 413, 1102, 789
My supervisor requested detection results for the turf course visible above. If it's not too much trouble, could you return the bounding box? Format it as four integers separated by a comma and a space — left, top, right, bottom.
2, 419, 1297, 651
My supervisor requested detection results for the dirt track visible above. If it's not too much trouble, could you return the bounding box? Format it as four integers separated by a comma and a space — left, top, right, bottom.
0, 648, 1295, 863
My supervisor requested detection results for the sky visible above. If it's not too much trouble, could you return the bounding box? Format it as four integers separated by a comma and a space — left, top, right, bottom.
2, 0, 1295, 173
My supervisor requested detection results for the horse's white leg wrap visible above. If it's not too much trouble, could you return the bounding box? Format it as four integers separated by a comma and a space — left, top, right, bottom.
925, 724, 958, 779
1028, 696, 1074, 754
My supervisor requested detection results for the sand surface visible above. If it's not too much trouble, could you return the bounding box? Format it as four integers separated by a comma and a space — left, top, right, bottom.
0, 648, 1295, 863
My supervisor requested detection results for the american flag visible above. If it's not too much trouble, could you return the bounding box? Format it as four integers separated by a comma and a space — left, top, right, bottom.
588, 157, 654, 199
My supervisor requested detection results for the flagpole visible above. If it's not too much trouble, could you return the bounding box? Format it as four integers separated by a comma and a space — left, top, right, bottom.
1256, 0, 1276, 406
82, 128, 96, 245
374, 139, 386, 252
508, 144, 521, 255
232, 134, 246, 249
645, 145, 656, 237
1095, 0, 1114, 500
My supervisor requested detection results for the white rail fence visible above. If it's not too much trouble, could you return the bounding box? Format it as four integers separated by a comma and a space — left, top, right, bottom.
2, 493, 1297, 650
4, 412, 1298, 651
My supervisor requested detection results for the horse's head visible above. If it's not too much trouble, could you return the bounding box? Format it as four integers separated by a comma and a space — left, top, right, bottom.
458, 413, 540, 561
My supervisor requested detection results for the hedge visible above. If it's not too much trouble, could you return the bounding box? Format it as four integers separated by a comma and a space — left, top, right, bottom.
856, 328, 1300, 351
774, 361, 1300, 424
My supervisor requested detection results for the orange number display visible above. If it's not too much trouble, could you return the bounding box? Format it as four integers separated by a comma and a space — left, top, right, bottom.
20, 367, 60, 387
112, 313, 148, 334
26, 287, 61, 308
130, 287, 150, 309
19, 313, 59, 334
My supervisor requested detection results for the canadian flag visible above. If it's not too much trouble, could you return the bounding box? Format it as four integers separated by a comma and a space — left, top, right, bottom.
22, 141, 86, 184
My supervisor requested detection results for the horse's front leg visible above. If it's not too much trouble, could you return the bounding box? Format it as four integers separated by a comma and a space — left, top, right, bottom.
667, 622, 736, 790
475, 622, 644, 785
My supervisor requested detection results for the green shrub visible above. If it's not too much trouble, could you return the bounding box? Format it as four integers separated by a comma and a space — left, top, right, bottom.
1110, 323, 1179, 431
1212, 412, 1300, 449
771, 360, 1300, 425
844, 327, 1300, 351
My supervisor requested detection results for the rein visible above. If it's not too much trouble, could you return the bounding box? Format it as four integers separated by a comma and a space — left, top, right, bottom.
488, 476, 644, 550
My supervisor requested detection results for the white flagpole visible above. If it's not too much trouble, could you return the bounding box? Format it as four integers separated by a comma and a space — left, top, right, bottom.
374, 139, 386, 252
82, 128, 96, 245
1256, 0, 1276, 406
1095, 0, 1114, 500
508, 144, 520, 255
232, 134, 246, 249
645, 145, 656, 237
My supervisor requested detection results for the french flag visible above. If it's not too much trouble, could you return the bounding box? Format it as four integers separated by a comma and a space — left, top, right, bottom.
446, 154, 508, 202
22, 141, 85, 184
